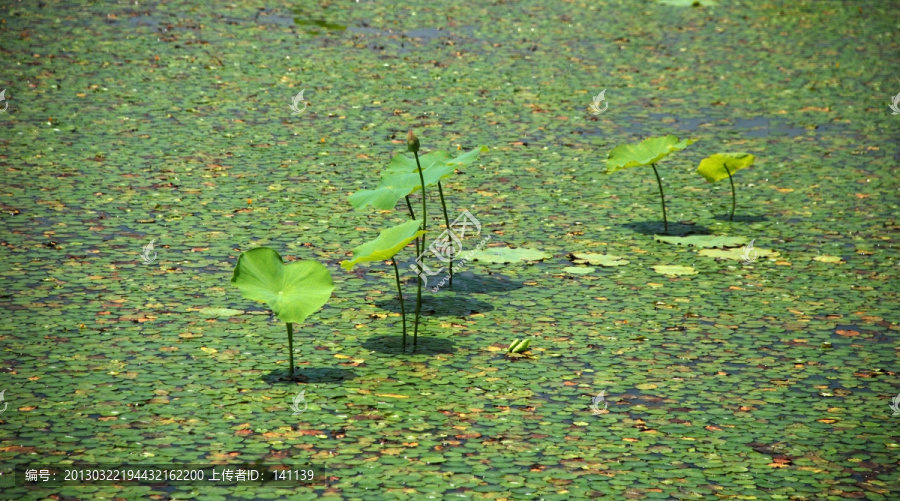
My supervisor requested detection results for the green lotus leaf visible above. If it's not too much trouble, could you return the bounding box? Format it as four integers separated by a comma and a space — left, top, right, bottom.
696, 153, 755, 183
470, 247, 552, 264
341, 219, 426, 271
654, 234, 747, 248
445, 145, 489, 167
347, 172, 422, 210
606, 135, 697, 173
563, 266, 595, 275
384, 150, 452, 175
651, 264, 698, 276
198, 307, 244, 318
231, 247, 334, 324
348, 163, 460, 211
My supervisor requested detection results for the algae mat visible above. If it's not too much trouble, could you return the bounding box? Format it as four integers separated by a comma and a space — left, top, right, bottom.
0, 0, 898, 499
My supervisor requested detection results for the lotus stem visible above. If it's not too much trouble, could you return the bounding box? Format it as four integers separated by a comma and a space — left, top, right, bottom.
436, 181, 453, 285
391, 258, 407, 349
413, 151, 426, 347
405, 196, 421, 255
723, 163, 736, 221
286, 322, 295, 380
650, 163, 668, 234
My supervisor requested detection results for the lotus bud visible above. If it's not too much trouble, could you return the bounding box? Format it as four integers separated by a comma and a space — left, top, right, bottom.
406, 129, 420, 153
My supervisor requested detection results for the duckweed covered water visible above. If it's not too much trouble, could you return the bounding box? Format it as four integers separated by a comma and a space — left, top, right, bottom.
0, 0, 898, 499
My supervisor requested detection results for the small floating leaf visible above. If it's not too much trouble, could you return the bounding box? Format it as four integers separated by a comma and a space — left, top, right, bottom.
698, 247, 778, 260
470, 247, 551, 263
654, 234, 747, 248
198, 307, 244, 318
563, 266, 595, 274
652, 264, 698, 276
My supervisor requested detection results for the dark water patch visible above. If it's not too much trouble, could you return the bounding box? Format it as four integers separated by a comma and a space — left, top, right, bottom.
361, 335, 455, 355
374, 294, 496, 317
619, 220, 711, 236
262, 367, 357, 384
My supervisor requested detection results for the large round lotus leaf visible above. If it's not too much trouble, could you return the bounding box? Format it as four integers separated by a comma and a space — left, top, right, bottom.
470, 247, 552, 263
654, 234, 747, 248
696, 153, 755, 183
651, 264, 698, 276
341, 219, 426, 271
231, 247, 334, 324
605, 135, 696, 173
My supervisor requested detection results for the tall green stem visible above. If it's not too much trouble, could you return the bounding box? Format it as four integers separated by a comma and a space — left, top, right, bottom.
413, 151, 426, 347
405, 196, 421, 256
723, 164, 736, 221
286, 322, 294, 380
650, 163, 668, 234
391, 258, 407, 349
436, 181, 453, 285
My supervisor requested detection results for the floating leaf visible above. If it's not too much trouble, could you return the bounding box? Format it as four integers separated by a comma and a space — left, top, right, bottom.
652, 265, 698, 276
698, 247, 777, 260
654, 234, 747, 248
606, 135, 697, 173
563, 266, 595, 274
571, 253, 629, 267
340, 219, 426, 270
696, 153, 755, 183
814, 255, 844, 263
470, 247, 551, 264
231, 247, 334, 324
198, 307, 243, 318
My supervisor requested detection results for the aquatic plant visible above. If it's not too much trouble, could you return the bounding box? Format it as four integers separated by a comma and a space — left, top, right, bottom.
231, 247, 334, 380
348, 131, 487, 285
696, 153, 755, 221
606, 135, 696, 234
507, 338, 531, 354
341, 219, 426, 349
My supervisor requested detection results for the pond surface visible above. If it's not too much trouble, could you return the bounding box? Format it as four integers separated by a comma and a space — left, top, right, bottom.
1, 0, 898, 498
